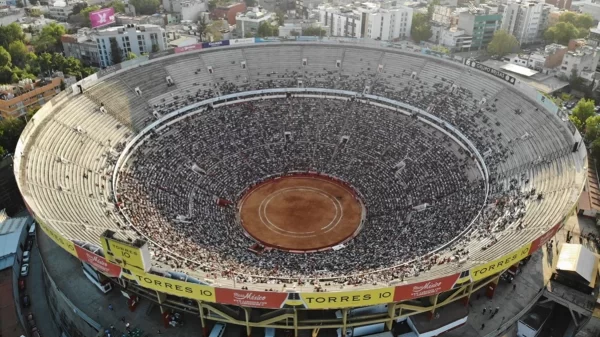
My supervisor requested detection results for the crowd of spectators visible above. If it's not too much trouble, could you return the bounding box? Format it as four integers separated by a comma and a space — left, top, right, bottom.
116, 91, 523, 285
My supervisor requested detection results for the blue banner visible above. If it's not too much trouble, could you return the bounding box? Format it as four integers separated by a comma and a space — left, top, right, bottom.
202, 40, 230, 48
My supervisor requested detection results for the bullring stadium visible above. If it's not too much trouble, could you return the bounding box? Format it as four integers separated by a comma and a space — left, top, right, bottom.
13, 40, 589, 337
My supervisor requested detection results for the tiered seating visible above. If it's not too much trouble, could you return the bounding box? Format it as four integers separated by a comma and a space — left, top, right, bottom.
16, 43, 585, 291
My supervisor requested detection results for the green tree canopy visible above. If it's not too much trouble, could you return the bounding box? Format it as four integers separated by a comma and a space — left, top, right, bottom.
572, 98, 596, 128
427, 0, 440, 19
302, 26, 326, 36
257, 22, 278, 37
585, 115, 600, 142
8, 41, 28, 68
487, 30, 518, 56
0, 117, 26, 156
591, 138, 600, 161
110, 37, 122, 65
544, 22, 580, 44
0, 47, 11, 68
0, 23, 25, 49
126, 52, 137, 60
105, 0, 126, 13
33, 23, 66, 53
411, 13, 432, 43
129, 0, 160, 15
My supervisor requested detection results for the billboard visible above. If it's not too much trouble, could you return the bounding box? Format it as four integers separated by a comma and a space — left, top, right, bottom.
463, 59, 516, 85
215, 288, 289, 308
124, 270, 215, 302
75, 245, 122, 278
174, 44, 202, 53
101, 234, 149, 272
202, 40, 230, 48
299, 287, 395, 309
90, 8, 115, 29
469, 243, 531, 281
529, 223, 561, 253
229, 38, 255, 46
37, 219, 78, 257
394, 273, 460, 301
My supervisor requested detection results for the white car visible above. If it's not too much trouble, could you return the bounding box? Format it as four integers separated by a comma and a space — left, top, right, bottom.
20, 264, 29, 277
22, 251, 30, 263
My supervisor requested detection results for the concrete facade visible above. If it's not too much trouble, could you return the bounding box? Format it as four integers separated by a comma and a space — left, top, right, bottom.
458, 11, 502, 50
0, 77, 62, 118
501, 1, 554, 45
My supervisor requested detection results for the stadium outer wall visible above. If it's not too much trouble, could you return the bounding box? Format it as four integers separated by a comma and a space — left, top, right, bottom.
12, 41, 587, 337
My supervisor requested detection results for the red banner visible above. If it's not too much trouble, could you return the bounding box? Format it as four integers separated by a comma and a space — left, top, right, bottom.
529, 222, 561, 253
394, 273, 460, 301
174, 44, 202, 53
75, 245, 122, 278
215, 288, 289, 308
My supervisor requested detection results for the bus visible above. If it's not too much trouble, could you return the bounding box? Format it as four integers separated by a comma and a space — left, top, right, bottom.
82, 262, 112, 293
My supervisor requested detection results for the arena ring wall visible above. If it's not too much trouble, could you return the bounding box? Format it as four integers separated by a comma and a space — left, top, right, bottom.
12, 41, 587, 319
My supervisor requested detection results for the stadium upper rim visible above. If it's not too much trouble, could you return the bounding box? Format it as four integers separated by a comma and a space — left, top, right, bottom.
13, 41, 585, 293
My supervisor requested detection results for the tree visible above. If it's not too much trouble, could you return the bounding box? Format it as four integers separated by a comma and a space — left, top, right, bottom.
0, 117, 26, 156
196, 13, 209, 40
585, 115, 600, 142
129, 0, 160, 15
275, 10, 285, 26
427, 0, 440, 19
70, 2, 88, 16
109, 37, 122, 65
126, 52, 137, 60
302, 26, 326, 36
431, 45, 449, 54
0, 47, 11, 68
8, 41, 28, 68
78, 5, 101, 27
105, 0, 126, 13
544, 22, 579, 44
410, 13, 432, 43
33, 23, 66, 53
37, 52, 53, 75
152, 44, 159, 52
487, 30, 518, 56
257, 22, 278, 37
575, 13, 594, 30
0, 23, 25, 49
572, 98, 596, 128
0, 65, 13, 84
592, 138, 600, 161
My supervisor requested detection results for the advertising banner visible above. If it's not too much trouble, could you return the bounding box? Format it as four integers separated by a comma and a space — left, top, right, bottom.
124, 271, 215, 302
37, 219, 78, 257
215, 288, 289, 308
75, 245, 122, 278
202, 40, 230, 48
394, 273, 460, 301
149, 48, 175, 60
90, 8, 115, 29
174, 44, 202, 53
529, 223, 561, 253
470, 243, 532, 281
101, 236, 146, 271
463, 59, 516, 85
254, 37, 280, 43
229, 38, 255, 46
300, 287, 395, 309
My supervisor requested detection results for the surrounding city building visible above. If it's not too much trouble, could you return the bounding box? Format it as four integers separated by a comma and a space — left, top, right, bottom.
161, 0, 207, 22
116, 13, 170, 27
0, 77, 62, 118
545, 0, 571, 10
501, 0, 555, 45
296, 0, 322, 18
62, 25, 167, 67
316, 2, 412, 40
577, 2, 600, 22
457, 8, 502, 50
236, 7, 275, 37
48, 0, 80, 21
435, 25, 472, 51
559, 44, 600, 81
212, 2, 246, 25
257, 0, 293, 13
588, 21, 600, 47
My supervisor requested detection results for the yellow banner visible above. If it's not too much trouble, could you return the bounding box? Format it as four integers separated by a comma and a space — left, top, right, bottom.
37, 219, 78, 257
300, 287, 395, 309
124, 271, 215, 302
470, 243, 532, 281
101, 237, 145, 271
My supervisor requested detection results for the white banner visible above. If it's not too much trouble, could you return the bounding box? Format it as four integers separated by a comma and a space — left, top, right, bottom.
230, 38, 255, 45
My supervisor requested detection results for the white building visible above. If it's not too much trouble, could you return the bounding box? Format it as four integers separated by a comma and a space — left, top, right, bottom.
501, 1, 555, 45
48, 1, 80, 21
236, 7, 274, 37
317, 2, 412, 40
559, 45, 600, 81
63, 25, 167, 67
440, 27, 472, 51
162, 0, 207, 22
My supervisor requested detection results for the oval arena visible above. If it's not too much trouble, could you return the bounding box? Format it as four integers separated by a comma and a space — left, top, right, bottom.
14, 41, 586, 336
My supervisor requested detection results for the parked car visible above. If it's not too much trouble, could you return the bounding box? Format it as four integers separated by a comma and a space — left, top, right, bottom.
20, 264, 29, 277
26, 239, 33, 251
18, 278, 26, 291
22, 250, 30, 263
21, 295, 30, 307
